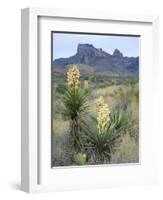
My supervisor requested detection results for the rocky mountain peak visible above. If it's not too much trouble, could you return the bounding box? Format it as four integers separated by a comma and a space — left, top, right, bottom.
77, 43, 94, 54
113, 49, 123, 57
76, 43, 110, 61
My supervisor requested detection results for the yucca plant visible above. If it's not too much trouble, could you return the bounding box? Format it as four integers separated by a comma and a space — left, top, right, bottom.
83, 96, 121, 163
84, 118, 121, 163
62, 65, 88, 152
84, 97, 132, 164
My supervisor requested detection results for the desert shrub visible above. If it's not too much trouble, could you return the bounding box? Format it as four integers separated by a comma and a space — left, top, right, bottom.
52, 131, 74, 166
53, 98, 65, 114
56, 83, 67, 94
90, 90, 99, 99
52, 118, 69, 137
132, 85, 139, 104
111, 133, 139, 164
110, 100, 139, 141
89, 75, 96, 83
109, 92, 115, 98
74, 153, 87, 165
110, 102, 132, 131
116, 87, 131, 106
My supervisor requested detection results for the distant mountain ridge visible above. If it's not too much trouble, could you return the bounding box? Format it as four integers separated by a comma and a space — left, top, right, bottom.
53, 44, 139, 75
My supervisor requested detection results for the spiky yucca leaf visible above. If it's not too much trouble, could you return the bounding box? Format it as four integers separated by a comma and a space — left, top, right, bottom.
63, 88, 88, 120
83, 117, 121, 163
110, 103, 132, 131
62, 88, 88, 152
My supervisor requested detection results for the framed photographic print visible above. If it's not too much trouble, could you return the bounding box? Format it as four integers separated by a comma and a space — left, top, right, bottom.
21, 8, 159, 193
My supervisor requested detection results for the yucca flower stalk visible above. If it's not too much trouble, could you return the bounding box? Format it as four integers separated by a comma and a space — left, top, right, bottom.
67, 65, 80, 89
63, 65, 88, 152
97, 96, 105, 110
97, 96, 110, 134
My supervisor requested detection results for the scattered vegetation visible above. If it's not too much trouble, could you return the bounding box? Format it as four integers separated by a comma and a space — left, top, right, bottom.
52, 64, 139, 167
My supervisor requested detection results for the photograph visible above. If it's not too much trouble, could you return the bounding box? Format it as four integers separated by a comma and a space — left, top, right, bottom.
51, 32, 140, 167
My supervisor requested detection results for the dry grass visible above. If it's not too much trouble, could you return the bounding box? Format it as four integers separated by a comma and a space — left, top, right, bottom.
111, 133, 139, 164
53, 116, 69, 137
88, 85, 130, 116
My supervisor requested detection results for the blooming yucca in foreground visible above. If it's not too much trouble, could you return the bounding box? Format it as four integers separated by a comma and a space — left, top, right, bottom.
84, 96, 122, 163
97, 96, 110, 134
67, 65, 80, 89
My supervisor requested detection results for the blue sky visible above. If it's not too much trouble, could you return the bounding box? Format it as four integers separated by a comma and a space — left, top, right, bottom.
52, 32, 140, 60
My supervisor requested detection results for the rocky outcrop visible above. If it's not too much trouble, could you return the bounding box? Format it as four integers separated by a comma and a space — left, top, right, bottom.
53, 43, 139, 75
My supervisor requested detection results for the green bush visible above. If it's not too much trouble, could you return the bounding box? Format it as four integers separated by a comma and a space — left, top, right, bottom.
74, 153, 87, 165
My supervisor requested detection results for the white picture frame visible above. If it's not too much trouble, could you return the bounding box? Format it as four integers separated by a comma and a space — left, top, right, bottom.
21, 7, 159, 193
